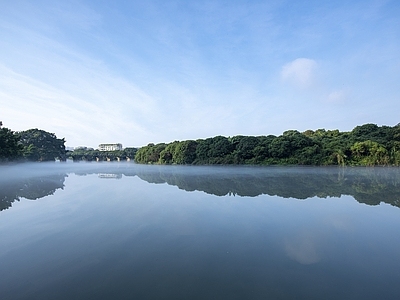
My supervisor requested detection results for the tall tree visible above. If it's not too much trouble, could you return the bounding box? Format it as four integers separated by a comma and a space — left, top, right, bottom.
0, 126, 22, 161
18, 129, 66, 161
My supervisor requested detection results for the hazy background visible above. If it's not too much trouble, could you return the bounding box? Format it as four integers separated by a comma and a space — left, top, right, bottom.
1, 0, 399, 148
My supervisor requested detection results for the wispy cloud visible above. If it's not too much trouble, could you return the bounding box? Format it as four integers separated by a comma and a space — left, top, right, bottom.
0, 0, 399, 146
281, 58, 317, 89
327, 90, 346, 103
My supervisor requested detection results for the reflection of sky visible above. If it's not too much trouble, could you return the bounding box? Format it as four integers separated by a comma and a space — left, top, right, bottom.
285, 231, 321, 265
1, 170, 400, 299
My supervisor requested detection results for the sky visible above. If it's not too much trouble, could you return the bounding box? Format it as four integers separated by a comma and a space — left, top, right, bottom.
0, 0, 399, 148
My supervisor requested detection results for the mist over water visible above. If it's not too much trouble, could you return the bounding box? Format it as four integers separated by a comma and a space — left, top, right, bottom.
1, 162, 400, 299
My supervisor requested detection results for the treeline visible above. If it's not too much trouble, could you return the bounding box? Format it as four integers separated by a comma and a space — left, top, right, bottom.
0, 122, 137, 162
0, 124, 66, 162
3, 122, 400, 165
67, 147, 137, 161
135, 123, 400, 166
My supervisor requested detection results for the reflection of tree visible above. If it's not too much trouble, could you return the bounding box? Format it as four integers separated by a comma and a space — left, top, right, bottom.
65, 165, 400, 207
0, 174, 66, 212
134, 167, 400, 208
0, 185, 20, 211
4, 165, 398, 212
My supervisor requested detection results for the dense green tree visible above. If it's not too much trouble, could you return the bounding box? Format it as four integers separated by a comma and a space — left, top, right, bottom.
174, 140, 198, 164
123, 147, 138, 159
269, 136, 291, 158
135, 143, 166, 164
194, 138, 213, 164
350, 140, 389, 166
351, 123, 393, 147
18, 129, 66, 161
134, 123, 400, 166
22, 144, 41, 161
0, 126, 22, 161
390, 145, 400, 166
159, 142, 179, 164
232, 136, 260, 163
208, 136, 234, 163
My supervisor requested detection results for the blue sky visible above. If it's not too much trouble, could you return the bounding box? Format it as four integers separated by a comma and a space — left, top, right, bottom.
1, 0, 399, 148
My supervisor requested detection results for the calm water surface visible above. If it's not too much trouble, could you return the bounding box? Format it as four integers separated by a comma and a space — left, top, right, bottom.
1, 162, 400, 299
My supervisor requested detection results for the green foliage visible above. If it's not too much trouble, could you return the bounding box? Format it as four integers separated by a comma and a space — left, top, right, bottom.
0, 127, 22, 161
351, 123, 393, 147
135, 123, 400, 166
194, 138, 213, 163
18, 129, 66, 161
23, 144, 40, 161
67, 147, 138, 162
350, 140, 389, 166
174, 140, 197, 164
123, 147, 138, 159
232, 136, 260, 163
135, 140, 198, 165
135, 143, 166, 164
208, 136, 233, 159
159, 142, 178, 164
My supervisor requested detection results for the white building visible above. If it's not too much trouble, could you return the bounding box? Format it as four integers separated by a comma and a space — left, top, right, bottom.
98, 143, 123, 151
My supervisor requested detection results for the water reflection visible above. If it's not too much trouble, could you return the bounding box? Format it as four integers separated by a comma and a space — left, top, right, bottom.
132, 166, 400, 208
98, 173, 122, 179
1, 163, 400, 299
0, 172, 66, 211
1, 163, 400, 212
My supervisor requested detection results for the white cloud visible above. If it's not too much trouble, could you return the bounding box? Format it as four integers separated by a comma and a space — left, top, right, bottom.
0, 64, 155, 148
281, 58, 317, 88
1, 1, 398, 146
327, 90, 346, 103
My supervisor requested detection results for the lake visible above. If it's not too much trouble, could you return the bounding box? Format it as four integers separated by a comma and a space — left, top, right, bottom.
1, 162, 400, 299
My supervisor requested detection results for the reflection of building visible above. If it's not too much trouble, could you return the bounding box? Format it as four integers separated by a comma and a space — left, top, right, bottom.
98, 143, 123, 151
98, 173, 122, 179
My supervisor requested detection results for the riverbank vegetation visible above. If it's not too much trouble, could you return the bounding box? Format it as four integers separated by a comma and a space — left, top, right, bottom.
0, 122, 136, 162
135, 123, 400, 166
2, 122, 400, 165
67, 147, 137, 161
0, 125, 66, 162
